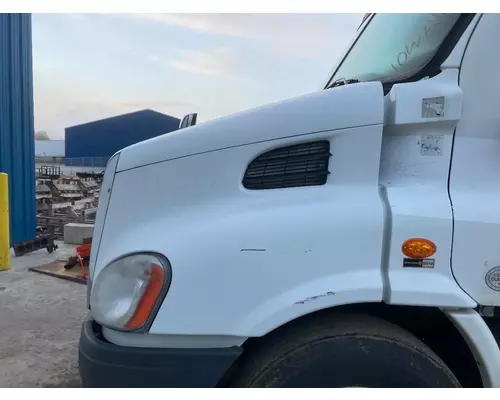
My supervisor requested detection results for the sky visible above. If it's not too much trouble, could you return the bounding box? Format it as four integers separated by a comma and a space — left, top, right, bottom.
32, 13, 363, 139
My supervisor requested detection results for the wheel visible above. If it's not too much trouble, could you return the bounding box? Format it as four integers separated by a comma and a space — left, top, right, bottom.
230, 314, 461, 388
47, 245, 54, 253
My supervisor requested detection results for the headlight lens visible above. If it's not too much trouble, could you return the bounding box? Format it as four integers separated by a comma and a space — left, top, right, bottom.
90, 253, 170, 331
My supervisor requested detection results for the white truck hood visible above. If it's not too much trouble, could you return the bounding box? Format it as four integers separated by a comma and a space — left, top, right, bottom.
116, 81, 384, 172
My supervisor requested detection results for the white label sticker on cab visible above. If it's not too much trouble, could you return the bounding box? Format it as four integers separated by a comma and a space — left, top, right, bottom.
419, 135, 443, 156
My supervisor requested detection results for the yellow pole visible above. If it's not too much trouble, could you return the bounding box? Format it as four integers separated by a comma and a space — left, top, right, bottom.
0, 173, 10, 271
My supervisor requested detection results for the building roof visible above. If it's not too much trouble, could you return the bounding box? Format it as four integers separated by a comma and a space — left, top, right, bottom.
64, 109, 181, 159
65, 109, 179, 130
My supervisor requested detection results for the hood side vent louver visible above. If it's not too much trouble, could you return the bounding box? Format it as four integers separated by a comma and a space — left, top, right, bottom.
243, 141, 331, 190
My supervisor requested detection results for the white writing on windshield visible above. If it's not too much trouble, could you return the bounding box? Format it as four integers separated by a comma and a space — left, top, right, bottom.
391, 14, 447, 73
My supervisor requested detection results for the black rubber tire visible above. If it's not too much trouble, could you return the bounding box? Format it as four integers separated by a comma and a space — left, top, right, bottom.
230, 314, 461, 388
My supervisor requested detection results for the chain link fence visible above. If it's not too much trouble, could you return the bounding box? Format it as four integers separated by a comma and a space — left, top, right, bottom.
35, 157, 109, 175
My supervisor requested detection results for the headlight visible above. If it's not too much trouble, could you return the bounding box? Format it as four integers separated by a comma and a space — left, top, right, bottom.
90, 253, 171, 331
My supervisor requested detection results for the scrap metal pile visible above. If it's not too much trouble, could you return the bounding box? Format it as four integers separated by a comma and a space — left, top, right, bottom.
35, 166, 103, 239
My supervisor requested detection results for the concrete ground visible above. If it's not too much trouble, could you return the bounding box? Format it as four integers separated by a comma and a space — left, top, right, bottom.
0, 243, 86, 387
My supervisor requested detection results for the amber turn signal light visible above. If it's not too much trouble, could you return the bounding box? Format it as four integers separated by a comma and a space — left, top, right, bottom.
125, 264, 165, 330
402, 238, 436, 259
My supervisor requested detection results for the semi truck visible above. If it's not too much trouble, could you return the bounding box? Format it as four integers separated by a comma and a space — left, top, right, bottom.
79, 13, 500, 387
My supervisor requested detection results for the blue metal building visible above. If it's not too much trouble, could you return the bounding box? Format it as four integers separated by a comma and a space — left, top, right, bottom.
65, 109, 180, 167
0, 14, 36, 244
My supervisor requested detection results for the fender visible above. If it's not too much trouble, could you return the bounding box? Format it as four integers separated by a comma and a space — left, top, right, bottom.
444, 308, 500, 387
388, 271, 476, 308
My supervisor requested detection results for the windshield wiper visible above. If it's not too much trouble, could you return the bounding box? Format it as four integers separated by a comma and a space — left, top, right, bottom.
327, 77, 360, 89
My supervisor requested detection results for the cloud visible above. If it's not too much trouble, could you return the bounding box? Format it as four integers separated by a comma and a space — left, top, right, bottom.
33, 78, 195, 138
119, 100, 195, 109
119, 13, 362, 60
33, 14, 364, 138
151, 47, 239, 78
65, 14, 87, 21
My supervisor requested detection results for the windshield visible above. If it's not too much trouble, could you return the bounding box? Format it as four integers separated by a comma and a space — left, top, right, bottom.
328, 13, 461, 85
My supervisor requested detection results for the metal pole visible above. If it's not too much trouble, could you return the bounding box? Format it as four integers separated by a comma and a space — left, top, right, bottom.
0, 173, 10, 271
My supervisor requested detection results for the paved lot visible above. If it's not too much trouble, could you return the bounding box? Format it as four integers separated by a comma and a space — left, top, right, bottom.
0, 243, 86, 387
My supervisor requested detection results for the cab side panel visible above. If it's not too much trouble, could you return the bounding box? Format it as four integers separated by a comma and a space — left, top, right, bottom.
381, 70, 475, 308
449, 14, 500, 306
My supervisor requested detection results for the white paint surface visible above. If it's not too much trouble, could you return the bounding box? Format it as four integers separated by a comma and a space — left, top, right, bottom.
449, 14, 500, 307
87, 13, 500, 387
93, 81, 387, 337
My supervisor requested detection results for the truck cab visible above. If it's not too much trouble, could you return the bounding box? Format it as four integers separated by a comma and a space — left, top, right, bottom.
79, 13, 500, 388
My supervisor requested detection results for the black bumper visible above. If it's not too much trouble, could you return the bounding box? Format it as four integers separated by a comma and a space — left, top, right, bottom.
78, 319, 242, 388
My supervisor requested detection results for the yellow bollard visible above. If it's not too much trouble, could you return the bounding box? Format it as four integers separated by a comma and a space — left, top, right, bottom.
0, 173, 10, 271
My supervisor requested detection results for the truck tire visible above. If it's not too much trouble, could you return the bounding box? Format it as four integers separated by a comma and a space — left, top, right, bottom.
230, 313, 461, 388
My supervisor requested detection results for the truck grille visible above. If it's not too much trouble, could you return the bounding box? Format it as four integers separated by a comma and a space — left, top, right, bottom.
243, 141, 331, 190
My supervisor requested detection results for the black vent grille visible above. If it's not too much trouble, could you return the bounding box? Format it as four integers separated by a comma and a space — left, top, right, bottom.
243, 141, 331, 190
